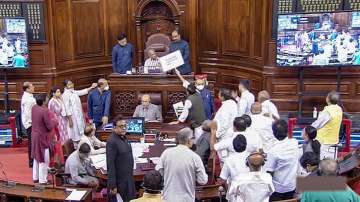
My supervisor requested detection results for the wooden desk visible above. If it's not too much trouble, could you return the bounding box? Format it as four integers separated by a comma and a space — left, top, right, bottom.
0, 181, 92, 201
97, 122, 188, 142
108, 74, 193, 122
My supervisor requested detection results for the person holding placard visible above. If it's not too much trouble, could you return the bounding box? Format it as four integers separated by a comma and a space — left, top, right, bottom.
169, 30, 192, 75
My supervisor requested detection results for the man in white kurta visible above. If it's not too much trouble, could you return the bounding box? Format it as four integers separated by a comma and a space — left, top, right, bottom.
213, 89, 238, 141
62, 80, 96, 147
238, 80, 255, 116
258, 90, 280, 120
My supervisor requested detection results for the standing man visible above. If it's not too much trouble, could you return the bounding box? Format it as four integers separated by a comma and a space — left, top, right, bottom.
170, 82, 206, 143
169, 30, 192, 75
63, 80, 97, 148
238, 80, 255, 116
112, 33, 134, 74
156, 128, 208, 202
258, 90, 280, 120
175, 69, 215, 120
106, 115, 136, 202
311, 91, 343, 159
21, 81, 36, 167
31, 94, 58, 184
88, 78, 111, 128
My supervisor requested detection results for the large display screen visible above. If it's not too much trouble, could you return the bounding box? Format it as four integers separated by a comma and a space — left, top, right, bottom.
0, 18, 29, 68
277, 12, 360, 67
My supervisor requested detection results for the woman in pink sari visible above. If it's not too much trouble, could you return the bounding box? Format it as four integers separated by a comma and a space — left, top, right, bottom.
48, 87, 69, 144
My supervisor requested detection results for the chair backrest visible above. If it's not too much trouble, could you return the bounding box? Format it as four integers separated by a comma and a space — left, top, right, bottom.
137, 92, 162, 107
62, 139, 75, 161
144, 33, 171, 60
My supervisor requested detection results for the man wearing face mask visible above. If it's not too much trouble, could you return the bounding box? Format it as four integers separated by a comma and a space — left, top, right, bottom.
174, 69, 215, 120
63, 80, 97, 148
64, 143, 99, 187
112, 33, 134, 74
87, 78, 111, 128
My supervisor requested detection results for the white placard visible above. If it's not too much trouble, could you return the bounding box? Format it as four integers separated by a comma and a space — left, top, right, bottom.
159, 50, 184, 72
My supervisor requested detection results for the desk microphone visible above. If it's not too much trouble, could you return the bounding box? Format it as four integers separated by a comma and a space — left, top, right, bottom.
218, 186, 225, 202
0, 162, 15, 188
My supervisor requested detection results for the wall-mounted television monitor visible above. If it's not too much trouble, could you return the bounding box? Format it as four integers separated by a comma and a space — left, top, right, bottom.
276, 12, 360, 67
0, 17, 29, 68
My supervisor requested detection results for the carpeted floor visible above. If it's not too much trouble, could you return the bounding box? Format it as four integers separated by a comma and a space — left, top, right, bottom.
0, 146, 33, 184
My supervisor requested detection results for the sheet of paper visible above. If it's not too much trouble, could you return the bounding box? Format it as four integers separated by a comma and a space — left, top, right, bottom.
162, 138, 176, 142
90, 154, 106, 169
173, 101, 184, 117
65, 190, 87, 201
159, 50, 184, 72
135, 158, 148, 164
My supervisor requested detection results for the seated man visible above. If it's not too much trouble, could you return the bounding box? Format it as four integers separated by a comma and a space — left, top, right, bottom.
228, 152, 274, 202
64, 143, 99, 187
78, 123, 106, 155
133, 94, 163, 122
130, 170, 163, 202
143, 48, 162, 74
301, 159, 360, 201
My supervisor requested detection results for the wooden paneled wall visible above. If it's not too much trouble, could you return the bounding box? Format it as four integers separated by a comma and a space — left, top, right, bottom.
2, 0, 360, 113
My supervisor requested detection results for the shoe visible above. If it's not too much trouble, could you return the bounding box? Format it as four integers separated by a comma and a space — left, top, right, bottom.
39, 182, 51, 186
33, 180, 39, 183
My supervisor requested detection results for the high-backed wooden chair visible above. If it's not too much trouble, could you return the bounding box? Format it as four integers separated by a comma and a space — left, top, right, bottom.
144, 33, 171, 60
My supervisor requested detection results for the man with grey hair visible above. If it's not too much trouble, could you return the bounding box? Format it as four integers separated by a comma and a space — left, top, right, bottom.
301, 159, 360, 201
156, 127, 208, 202
143, 48, 162, 73
311, 91, 343, 159
87, 78, 111, 128
258, 90, 279, 120
133, 94, 163, 122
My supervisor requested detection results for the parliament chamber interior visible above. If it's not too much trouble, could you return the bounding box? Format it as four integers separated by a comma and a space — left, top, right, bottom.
1, 0, 360, 201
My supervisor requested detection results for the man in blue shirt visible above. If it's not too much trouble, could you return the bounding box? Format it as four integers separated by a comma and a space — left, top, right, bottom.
88, 78, 111, 128
112, 33, 134, 74
12, 53, 26, 68
169, 30, 192, 75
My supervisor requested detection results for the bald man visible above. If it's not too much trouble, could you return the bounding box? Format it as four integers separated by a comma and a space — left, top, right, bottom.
133, 94, 163, 122
88, 78, 111, 128
249, 102, 276, 152
228, 152, 274, 202
143, 49, 162, 74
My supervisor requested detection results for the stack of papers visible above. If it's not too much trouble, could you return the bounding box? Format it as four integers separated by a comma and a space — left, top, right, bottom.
173, 101, 184, 117
90, 154, 106, 170
65, 189, 87, 201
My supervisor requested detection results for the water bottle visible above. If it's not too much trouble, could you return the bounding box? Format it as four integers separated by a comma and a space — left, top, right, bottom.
313, 107, 318, 118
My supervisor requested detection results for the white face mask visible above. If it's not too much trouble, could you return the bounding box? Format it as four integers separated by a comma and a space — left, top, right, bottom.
196, 85, 205, 90
104, 85, 109, 91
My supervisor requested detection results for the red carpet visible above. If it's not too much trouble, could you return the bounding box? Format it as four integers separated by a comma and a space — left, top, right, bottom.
0, 147, 33, 184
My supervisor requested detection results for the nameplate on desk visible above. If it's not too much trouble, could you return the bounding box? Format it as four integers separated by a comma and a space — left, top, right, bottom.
159, 50, 184, 72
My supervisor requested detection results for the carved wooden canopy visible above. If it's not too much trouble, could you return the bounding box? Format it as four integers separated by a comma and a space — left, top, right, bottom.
134, 0, 181, 66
